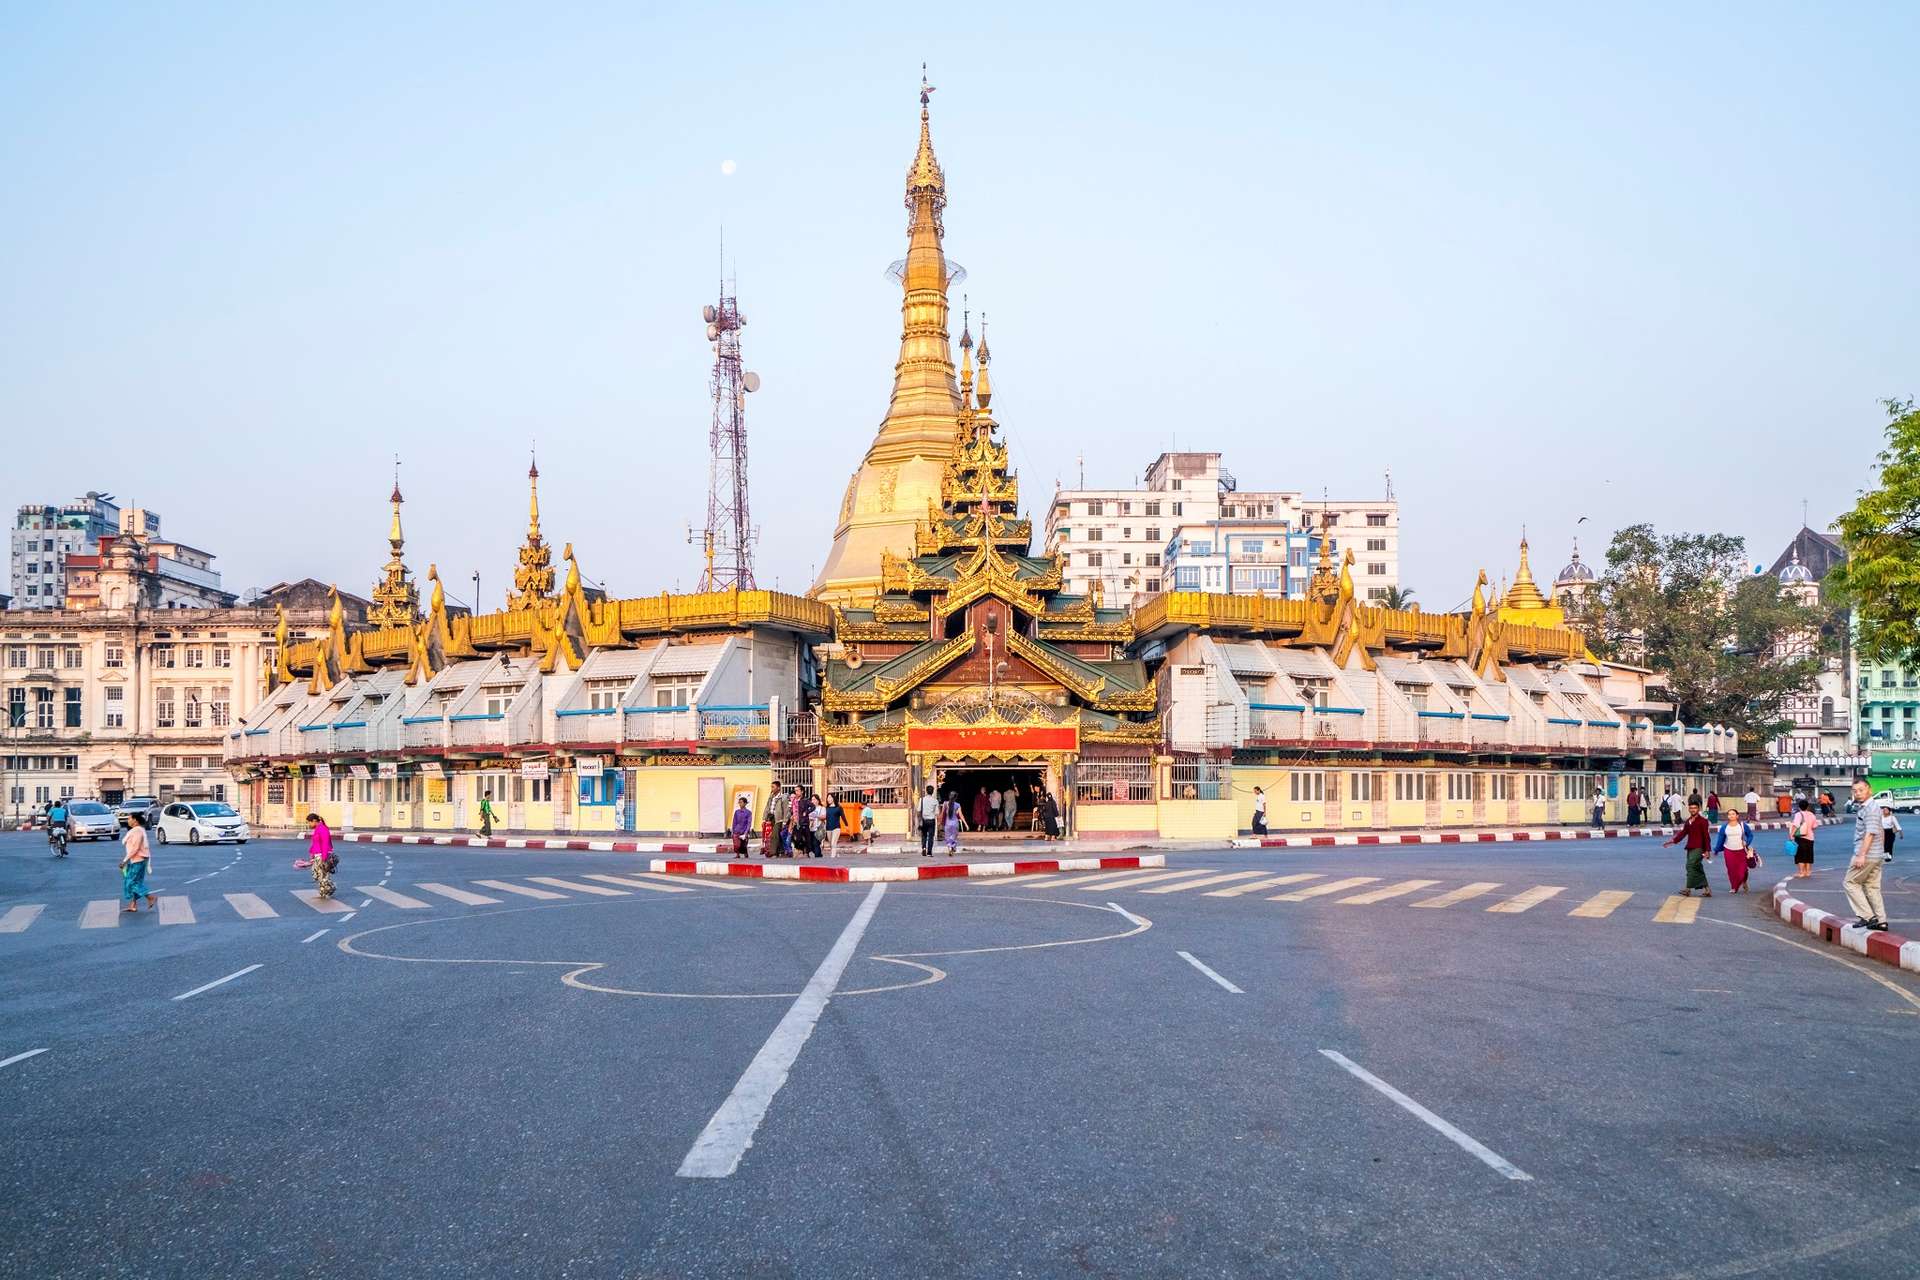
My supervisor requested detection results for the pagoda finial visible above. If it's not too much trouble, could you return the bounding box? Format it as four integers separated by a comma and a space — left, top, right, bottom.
527, 447, 542, 541
507, 446, 556, 609
369, 458, 420, 628
1503, 531, 1548, 611
958, 298, 975, 407
908, 65, 945, 215
975, 313, 993, 411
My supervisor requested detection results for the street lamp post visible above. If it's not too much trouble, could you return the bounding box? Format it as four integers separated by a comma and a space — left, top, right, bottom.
472, 571, 481, 613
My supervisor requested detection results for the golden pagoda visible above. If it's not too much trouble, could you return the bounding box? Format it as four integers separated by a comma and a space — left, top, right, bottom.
1495, 533, 1566, 627
366, 462, 421, 628
813, 73, 967, 606
506, 454, 556, 610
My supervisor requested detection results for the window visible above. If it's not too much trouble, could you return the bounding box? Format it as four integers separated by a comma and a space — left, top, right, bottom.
1563, 774, 1584, 800
653, 674, 701, 707
1145, 502, 1161, 517
1397, 682, 1429, 711
153, 645, 175, 668
1172, 479, 1183, 490
1393, 772, 1428, 801
3, 688, 22, 728
184, 646, 205, 668
1367, 538, 1387, 552
1174, 567, 1202, 590
156, 691, 176, 728
1883, 671, 1895, 688
1323, 512, 1340, 526
1367, 513, 1388, 527
1086, 552, 1104, 568
105, 644, 124, 668
184, 687, 203, 729
1446, 772, 1473, 801
587, 679, 625, 711
35, 646, 55, 670
483, 690, 514, 716
1122, 527, 1133, 540
1239, 539, 1264, 554
1087, 528, 1103, 542
1490, 775, 1511, 800
63, 689, 81, 728
1145, 526, 1160, 541
528, 776, 553, 803
1119, 502, 1132, 515
105, 686, 124, 728
151, 755, 178, 771
1289, 772, 1326, 802
1145, 552, 1161, 567
1171, 502, 1183, 517
213, 645, 231, 667
1349, 772, 1374, 802
34, 688, 54, 730
62, 646, 81, 668
1368, 562, 1387, 576
1121, 553, 1133, 566
1145, 578, 1161, 593
1085, 500, 1103, 516
59, 755, 77, 771
1366, 587, 1390, 601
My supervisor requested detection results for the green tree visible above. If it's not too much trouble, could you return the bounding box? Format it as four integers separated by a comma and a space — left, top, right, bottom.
1589, 524, 1823, 747
1378, 585, 1417, 610
1829, 398, 1920, 668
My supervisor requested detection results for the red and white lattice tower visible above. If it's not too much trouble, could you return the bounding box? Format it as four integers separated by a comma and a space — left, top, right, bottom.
698, 277, 759, 590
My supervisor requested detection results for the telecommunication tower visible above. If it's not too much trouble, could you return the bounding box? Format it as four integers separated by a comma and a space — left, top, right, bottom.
693, 270, 761, 590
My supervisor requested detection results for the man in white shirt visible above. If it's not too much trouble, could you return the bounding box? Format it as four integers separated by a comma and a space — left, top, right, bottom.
1847, 780, 1889, 930
1252, 786, 1268, 836
1744, 789, 1761, 822
919, 784, 939, 858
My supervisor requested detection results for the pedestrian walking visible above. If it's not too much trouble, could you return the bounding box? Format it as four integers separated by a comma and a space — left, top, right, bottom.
764, 785, 787, 858
478, 793, 496, 838
1743, 788, 1760, 824
1252, 785, 1268, 836
1706, 790, 1721, 824
305, 812, 336, 900
1663, 800, 1712, 897
803, 791, 824, 858
730, 795, 753, 858
1883, 806, 1901, 864
942, 791, 964, 855
823, 793, 845, 857
986, 787, 1002, 831
968, 786, 987, 835
119, 811, 157, 913
1845, 779, 1889, 930
1789, 799, 1818, 878
1688, 787, 1703, 813
919, 784, 938, 858
1820, 790, 1835, 818
1626, 786, 1642, 826
1713, 810, 1755, 893
860, 793, 876, 847
1591, 784, 1606, 829
790, 788, 808, 857
1002, 785, 1018, 833
1039, 789, 1062, 840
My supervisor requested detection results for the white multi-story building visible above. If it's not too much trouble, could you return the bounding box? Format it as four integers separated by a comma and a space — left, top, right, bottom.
1044, 452, 1398, 607
9, 492, 138, 610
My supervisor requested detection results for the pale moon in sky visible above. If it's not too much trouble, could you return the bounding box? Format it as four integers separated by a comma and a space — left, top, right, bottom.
720, 159, 737, 176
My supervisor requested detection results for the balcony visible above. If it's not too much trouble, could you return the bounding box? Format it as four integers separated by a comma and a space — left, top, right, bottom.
448, 712, 506, 749
699, 705, 771, 743
1414, 710, 1468, 747
402, 715, 446, 750
555, 707, 621, 744
622, 706, 699, 743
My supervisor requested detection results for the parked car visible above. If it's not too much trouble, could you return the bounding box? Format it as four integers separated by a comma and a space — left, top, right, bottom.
62, 800, 123, 842
154, 801, 250, 845
115, 796, 161, 829
1872, 788, 1920, 815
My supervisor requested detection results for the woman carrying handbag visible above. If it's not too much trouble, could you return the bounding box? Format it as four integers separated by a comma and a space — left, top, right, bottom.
1789, 799, 1818, 878
1712, 812, 1756, 893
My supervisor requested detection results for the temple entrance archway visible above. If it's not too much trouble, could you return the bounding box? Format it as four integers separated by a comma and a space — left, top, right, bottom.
928, 762, 1050, 834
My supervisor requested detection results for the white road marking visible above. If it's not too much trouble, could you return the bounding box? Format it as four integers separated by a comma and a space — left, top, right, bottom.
301, 929, 330, 944
358, 898, 372, 908
1337, 879, 1441, 905
1074, 869, 1217, 892
1017, 868, 1172, 891
0, 904, 46, 933
156, 895, 196, 925
0, 1048, 51, 1071
224, 893, 277, 919
1206, 873, 1322, 897
677, 884, 888, 1179
1105, 902, 1149, 927
414, 883, 504, 906
80, 900, 121, 928
337, 911, 357, 922
1318, 1050, 1533, 1182
171, 963, 264, 1003
525, 876, 626, 897
292, 890, 355, 914
1488, 885, 1564, 914
582, 873, 691, 894
356, 885, 432, 910
633, 871, 752, 890
472, 879, 568, 900
1177, 950, 1244, 993
1272, 876, 1379, 902
1140, 871, 1268, 894
1568, 890, 1634, 919
1412, 882, 1502, 909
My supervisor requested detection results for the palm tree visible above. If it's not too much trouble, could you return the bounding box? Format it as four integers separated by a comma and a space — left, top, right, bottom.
1378, 585, 1417, 610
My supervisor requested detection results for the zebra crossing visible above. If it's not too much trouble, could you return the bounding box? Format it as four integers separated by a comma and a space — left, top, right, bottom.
0, 869, 750, 935
1003, 866, 1698, 923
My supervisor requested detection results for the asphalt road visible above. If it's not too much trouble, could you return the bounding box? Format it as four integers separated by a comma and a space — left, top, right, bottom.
2, 825, 1916, 1279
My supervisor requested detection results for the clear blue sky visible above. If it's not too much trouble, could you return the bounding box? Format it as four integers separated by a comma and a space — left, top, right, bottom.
3, 3, 1914, 609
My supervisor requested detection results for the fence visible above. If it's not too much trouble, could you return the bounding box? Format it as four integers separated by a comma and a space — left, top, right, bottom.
827, 764, 910, 807
1074, 756, 1154, 803
785, 711, 820, 745
772, 760, 814, 792
1166, 755, 1231, 801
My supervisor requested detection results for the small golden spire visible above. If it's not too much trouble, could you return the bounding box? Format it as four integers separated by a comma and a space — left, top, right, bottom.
369, 456, 421, 628
958, 302, 975, 406
527, 450, 542, 541
975, 313, 993, 410
507, 449, 556, 609
908, 64, 945, 213
1504, 531, 1548, 611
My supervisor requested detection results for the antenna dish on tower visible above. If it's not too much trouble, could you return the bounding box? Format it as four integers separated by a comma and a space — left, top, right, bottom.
742, 372, 761, 393
702, 304, 718, 323
706, 323, 720, 342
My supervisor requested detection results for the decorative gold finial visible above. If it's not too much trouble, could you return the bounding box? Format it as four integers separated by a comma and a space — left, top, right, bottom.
1504, 531, 1548, 611
507, 449, 556, 610
958, 301, 975, 407
975, 313, 992, 410
369, 457, 420, 628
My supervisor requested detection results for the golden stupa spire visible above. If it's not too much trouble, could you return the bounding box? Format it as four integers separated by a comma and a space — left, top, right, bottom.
958, 302, 975, 408
1307, 524, 1340, 604
368, 456, 421, 628
975, 313, 992, 411
813, 69, 967, 604
1503, 530, 1549, 611
507, 450, 555, 609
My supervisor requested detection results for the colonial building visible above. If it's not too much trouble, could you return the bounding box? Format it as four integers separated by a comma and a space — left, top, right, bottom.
1759, 528, 1859, 790
223, 85, 1736, 839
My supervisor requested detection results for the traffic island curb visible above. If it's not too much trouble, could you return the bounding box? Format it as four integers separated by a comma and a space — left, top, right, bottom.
645, 854, 1167, 883
1230, 821, 1790, 849
342, 832, 739, 854
1770, 878, 1919, 974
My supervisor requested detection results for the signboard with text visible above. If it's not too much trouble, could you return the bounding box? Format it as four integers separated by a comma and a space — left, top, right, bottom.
904, 724, 1079, 756
576, 757, 604, 778
520, 759, 550, 780
1871, 751, 1920, 777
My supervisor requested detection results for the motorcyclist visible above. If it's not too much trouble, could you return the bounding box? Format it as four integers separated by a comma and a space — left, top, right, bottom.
47, 799, 70, 856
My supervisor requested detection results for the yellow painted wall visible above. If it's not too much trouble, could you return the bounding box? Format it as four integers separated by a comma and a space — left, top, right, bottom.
629, 766, 769, 835
1156, 798, 1237, 841
1077, 802, 1158, 834
867, 806, 911, 837
1385, 800, 1427, 828
576, 805, 618, 833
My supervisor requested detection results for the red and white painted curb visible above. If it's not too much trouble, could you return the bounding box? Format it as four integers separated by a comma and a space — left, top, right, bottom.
343, 832, 738, 855
1770, 877, 1918, 974
1230, 820, 1790, 850
643, 854, 1167, 883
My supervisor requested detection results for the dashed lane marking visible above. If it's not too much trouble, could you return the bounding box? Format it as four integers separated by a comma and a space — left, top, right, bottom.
1205, 873, 1322, 897
414, 883, 504, 906
1337, 879, 1442, 905
582, 873, 692, 894
80, 900, 120, 929
525, 876, 627, 897
1487, 885, 1564, 913
301, 929, 330, 944
1139, 871, 1268, 894
1177, 950, 1245, 993
1319, 1050, 1532, 1182
1272, 876, 1379, 902
633, 871, 753, 890
1653, 894, 1702, 924
0, 904, 46, 933
471, 879, 568, 900
1412, 882, 1502, 909
356, 885, 433, 910
292, 890, 355, 915
1072, 869, 1218, 892
171, 963, 263, 1002
1568, 890, 1634, 919
156, 895, 196, 926
224, 893, 278, 920
0, 1048, 51, 1071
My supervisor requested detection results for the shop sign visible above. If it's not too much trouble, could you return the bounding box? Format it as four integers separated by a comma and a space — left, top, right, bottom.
833, 763, 905, 785
348, 764, 372, 780
377, 762, 399, 779
314, 763, 332, 778
1872, 751, 1920, 776
520, 759, 550, 780
905, 724, 1079, 755
417, 761, 444, 776
576, 756, 604, 778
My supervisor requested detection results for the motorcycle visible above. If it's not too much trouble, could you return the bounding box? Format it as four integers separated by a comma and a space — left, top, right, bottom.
49, 826, 68, 858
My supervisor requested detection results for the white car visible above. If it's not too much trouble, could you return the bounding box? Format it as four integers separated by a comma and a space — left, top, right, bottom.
155, 801, 251, 845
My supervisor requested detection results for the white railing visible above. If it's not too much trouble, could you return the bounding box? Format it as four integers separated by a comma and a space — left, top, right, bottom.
623, 706, 699, 742
448, 712, 506, 748
554, 708, 621, 744
402, 716, 447, 750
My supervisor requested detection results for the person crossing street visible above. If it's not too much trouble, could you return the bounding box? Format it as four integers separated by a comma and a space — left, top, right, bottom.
1663, 799, 1712, 897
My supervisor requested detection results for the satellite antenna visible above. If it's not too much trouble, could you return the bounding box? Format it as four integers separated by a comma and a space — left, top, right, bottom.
693, 243, 760, 591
